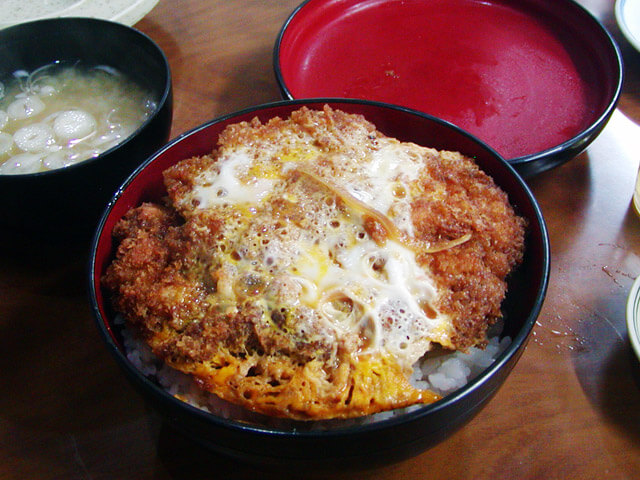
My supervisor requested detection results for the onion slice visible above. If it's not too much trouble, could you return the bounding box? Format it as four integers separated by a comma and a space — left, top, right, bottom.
292, 165, 472, 253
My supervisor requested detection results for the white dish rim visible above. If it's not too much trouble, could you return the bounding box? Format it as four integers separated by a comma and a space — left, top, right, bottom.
615, 0, 640, 52
626, 274, 640, 361
0, 0, 159, 30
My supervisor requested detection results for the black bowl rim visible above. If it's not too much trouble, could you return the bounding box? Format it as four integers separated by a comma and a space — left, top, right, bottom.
88, 97, 550, 439
0, 16, 172, 179
273, 0, 624, 170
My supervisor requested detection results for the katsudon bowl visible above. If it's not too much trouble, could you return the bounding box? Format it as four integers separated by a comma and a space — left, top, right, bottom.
89, 99, 549, 468
0, 17, 172, 237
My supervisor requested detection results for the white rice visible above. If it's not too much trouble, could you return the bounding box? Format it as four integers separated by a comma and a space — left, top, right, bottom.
116, 315, 510, 429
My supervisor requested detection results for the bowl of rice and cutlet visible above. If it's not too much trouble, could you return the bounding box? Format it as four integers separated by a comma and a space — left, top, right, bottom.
88, 99, 549, 467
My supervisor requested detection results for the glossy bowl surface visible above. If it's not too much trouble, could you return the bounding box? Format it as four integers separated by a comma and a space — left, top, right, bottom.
0, 17, 172, 236
89, 99, 549, 468
274, 0, 623, 177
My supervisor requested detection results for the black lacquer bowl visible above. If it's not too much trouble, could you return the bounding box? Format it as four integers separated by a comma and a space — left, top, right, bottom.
275, 0, 623, 177
0, 17, 172, 237
89, 99, 549, 469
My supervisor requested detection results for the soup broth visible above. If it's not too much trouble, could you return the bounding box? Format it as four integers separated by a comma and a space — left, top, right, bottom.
0, 62, 157, 174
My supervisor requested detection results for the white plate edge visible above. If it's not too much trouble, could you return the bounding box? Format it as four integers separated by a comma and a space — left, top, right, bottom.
616, 0, 640, 52
626, 274, 640, 361
0, 0, 159, 30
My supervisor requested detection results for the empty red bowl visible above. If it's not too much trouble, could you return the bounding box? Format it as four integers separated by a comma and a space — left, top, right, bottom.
274, 0, 623, 177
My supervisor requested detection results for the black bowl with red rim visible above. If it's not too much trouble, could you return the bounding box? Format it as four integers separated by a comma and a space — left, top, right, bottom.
274, 0, 623, 177
89, 99, 549, 468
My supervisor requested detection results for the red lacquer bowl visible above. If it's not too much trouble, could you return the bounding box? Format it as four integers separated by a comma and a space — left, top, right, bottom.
274, 0, 623, 177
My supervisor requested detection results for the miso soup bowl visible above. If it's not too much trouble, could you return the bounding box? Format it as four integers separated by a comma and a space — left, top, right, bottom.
89, 99, 549, 469
0, 17, 172, 238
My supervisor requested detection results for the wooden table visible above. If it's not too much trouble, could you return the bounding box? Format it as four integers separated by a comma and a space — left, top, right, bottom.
1, 0, 639, 478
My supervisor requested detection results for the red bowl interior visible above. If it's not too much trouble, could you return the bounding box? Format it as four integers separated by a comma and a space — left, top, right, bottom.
276, 0, 621, 169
